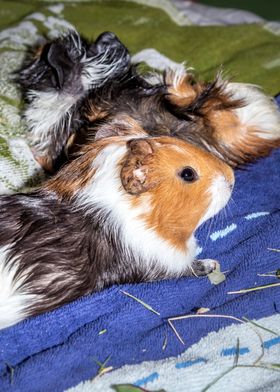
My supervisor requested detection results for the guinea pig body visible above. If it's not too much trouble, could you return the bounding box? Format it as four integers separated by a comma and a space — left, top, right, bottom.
0, 135, 234, 329
19, 30, 280, 171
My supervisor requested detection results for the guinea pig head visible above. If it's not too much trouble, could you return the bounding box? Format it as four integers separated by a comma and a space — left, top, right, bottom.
120, 136, 234, 251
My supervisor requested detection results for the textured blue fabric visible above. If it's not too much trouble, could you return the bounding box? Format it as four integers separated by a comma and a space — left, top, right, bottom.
1, 101, 280, 391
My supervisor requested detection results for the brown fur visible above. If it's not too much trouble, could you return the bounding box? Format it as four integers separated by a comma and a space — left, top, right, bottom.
94, 115, 148, 141
33, 153, 54, 173
121, 139, 158, 195
84, 100, 108, 123
209, 110, 280, 160
46, 138, 117, 199
166, 72, 204, 107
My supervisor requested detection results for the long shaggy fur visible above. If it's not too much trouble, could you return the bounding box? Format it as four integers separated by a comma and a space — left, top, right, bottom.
19, 29, 280, 171
19, 30, 130, 170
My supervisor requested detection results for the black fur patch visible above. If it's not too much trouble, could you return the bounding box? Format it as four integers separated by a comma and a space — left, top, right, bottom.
19, 30, 130, 93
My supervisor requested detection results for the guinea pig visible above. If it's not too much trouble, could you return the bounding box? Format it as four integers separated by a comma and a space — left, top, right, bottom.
19, 29, 280, 172
0, 132, 234, 329
19, 29, 130, 171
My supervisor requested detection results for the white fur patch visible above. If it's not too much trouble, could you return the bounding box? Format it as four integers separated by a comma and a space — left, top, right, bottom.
77, 143, 197, 277
199, 175, 233, 227
167, 67, 189, 90
81, 48, 127, 91
59, 30, 128, 91
224, 83, 280, 140
0, 244, 36, 329
142, 63, 194, 90
25, 90, 76, 154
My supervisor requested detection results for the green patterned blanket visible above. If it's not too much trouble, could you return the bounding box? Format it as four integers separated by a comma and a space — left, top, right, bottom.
0, 0, 280, 193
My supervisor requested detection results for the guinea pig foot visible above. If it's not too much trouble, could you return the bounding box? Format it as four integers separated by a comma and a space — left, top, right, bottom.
191, 259, 218, 277
31, 150, 54, 173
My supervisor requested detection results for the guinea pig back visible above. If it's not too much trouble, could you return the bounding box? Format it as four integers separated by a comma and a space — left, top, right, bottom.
0, 134, 234, 329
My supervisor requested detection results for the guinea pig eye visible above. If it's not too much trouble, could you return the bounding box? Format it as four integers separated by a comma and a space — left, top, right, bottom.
178, 167, 198, 183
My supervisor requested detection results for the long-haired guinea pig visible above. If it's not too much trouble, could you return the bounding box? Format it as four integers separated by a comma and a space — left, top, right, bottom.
19, 30, 130, 171
19, 29, 280, 172
0, 131, 234, 329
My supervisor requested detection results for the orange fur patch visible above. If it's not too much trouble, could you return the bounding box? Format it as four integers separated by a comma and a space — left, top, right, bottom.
209, 110, 280, 163
85, 100, 108, 122
45, 137, 125, 199
210, 110, 242, 146
166, 71, 203, 107
33, 154, 54, 173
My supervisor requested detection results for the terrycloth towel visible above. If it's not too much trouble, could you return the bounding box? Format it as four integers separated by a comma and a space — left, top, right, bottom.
68, 314, 280, 392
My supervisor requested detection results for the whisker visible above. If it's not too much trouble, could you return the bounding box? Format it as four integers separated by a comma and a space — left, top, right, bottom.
205, 213, 215, 245
230, 195, 238, 208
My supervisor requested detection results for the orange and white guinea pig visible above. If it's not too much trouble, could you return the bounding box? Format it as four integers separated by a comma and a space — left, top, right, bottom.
0, 132, 234, 329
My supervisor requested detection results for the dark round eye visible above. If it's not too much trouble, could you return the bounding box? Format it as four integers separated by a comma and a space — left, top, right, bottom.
178, 167, 198, 183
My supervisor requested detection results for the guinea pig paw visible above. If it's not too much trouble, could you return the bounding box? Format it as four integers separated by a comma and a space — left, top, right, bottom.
31, 149, 54, 173
191, 259, 218, 277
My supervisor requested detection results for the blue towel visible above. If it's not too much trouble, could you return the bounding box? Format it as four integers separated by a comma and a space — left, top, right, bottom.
1, 100, 280, 392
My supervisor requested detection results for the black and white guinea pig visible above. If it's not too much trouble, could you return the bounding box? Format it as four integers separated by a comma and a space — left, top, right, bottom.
19, 29, 280, 172
0, 129, 234, 329
19, 30, 130, 171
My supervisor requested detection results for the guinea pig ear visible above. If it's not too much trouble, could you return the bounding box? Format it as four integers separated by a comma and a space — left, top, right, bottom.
47, 40, 77, 89
121, 139, 157, 195
94, 115, 147, 140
